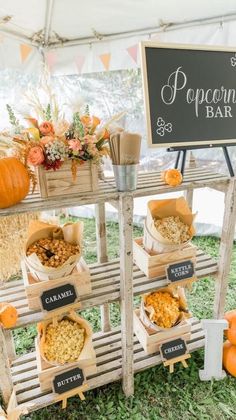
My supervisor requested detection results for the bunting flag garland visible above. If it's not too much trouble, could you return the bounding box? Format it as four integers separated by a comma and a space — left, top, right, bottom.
126, 44, 138, 63
76, 55, 86, 73
45, 51, 57, 71
99, 53, 111, 71
20, 44, 32, 62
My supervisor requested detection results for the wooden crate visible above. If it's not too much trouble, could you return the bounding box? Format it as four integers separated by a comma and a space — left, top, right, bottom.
35, 338, 97, 392
22, 257, 91, 313
133, 309, 191, 355
37, 161, 99, 198
133, 237, 196, 279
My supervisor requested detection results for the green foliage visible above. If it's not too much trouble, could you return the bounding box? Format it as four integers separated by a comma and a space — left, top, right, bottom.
6, 104, 21, 133
72, 112, 84, 138
18, 219, 236, 419
43, 103, 52, 121
84, 104, 90, 116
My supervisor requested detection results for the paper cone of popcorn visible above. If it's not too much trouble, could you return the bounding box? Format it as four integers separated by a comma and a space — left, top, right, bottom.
143, 197, 196, 254
24, 220, 83, 281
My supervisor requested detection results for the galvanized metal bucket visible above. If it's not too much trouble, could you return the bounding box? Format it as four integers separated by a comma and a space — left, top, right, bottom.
113, 164, 138, 191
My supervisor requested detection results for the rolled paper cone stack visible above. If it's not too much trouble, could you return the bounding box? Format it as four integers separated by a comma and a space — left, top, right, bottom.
110, 131, 141, 165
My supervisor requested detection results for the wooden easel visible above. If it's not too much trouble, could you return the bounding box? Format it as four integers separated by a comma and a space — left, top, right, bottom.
167, 144, 235, 176
164, 354, 191, 374
54, 383, 88, 409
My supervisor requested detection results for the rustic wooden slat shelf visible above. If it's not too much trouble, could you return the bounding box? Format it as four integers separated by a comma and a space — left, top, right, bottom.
11, 318, 204, 413
0, 165, 236, 415
0, 168, 229, 218
0, 249, 217, 329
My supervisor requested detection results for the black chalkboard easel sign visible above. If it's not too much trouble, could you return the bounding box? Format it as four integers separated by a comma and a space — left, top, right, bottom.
166, 260, 195, 284
40, 283, 77, 312
140, 42, 236, 176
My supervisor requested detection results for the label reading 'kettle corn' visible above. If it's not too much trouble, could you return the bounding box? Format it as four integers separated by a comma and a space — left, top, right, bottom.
166, 260, 195, 283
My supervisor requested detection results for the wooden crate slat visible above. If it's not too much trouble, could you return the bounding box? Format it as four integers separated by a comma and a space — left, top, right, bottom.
11, 352, 36, 367
0, 280, 24, 290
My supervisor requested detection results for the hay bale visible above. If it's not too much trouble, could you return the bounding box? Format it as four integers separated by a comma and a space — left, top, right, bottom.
0, 212, 39, 281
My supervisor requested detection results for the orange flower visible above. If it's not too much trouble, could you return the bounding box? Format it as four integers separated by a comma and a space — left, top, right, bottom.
27, 146, 44, 166
40, 136, 54, 146
102, 128, 110, 140
80, 115, 91, 126
25, 117, 38, 128
91, 116, 100, 129
39, 121, 54, 136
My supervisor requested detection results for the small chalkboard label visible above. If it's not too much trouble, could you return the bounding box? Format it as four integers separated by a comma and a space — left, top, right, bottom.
53, 367, 84, 394
160, 338, 187, 361
40, 283, 77, 312
166, 260, 194, 283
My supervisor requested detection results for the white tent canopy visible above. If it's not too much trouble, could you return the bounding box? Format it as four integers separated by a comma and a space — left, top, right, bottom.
1, 0, 236, 74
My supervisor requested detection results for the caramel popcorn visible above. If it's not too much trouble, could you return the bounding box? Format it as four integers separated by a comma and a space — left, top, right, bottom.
154, 216, 191, 244
145, 291, 180, 328
27, 238, 80, 268
43, 319, 85, 364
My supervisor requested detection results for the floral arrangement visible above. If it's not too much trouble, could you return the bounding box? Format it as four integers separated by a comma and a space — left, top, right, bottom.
1, 102, 112, 179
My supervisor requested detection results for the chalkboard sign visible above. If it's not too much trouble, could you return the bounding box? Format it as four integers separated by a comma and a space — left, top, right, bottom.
160, 338, 187, 361
40, 283, 77, 311
140, 42, 236, 147
53, 367, 84, 394
166, 260, 195, 283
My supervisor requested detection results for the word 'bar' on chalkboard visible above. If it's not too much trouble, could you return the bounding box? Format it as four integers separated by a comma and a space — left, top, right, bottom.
140, 41, 236, 148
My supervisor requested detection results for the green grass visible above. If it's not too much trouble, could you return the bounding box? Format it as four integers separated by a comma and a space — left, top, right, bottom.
16, 217, 236, 420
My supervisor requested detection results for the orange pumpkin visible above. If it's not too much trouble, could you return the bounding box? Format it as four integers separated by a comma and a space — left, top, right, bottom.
0, 303, 18, 328
224, 310, 236, 344
0, 157, 30, 209
161, 169, 182, 187
223, 341, 236, 377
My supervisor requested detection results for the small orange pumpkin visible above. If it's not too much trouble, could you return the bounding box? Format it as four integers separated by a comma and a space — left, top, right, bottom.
0, 157, 30, 209
223, 341, 236, 377
161, 169, 182, 187
224, 310, 236, 345
0, 303, 18, 328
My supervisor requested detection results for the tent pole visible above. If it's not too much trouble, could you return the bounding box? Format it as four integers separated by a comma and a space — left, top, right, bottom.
44, 0, 55, 46
47, 12, 236, 49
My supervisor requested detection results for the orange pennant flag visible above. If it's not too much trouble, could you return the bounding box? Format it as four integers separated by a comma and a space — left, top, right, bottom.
99, 53, 111, 71
20, 44, 32, 62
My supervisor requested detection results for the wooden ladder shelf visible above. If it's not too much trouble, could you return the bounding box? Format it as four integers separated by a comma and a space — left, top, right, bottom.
0, 167, 236, 416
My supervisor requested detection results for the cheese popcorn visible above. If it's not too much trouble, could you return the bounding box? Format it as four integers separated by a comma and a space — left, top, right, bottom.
145, 291, 180, 328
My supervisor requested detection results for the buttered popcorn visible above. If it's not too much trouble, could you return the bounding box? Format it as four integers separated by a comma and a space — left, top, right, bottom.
44, 319, 85, 363
145, 291, 180, 328
154, 216, 191, 244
